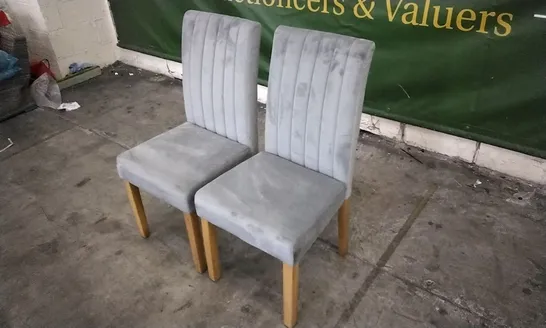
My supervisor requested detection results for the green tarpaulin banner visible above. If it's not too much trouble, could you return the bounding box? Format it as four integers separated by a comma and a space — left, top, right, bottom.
110, 0, 546, 158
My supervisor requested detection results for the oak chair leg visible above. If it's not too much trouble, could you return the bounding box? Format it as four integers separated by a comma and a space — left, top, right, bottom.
201, 219, 221, 281
124, 181, 150, 238
283, 263, 299, 328
184, 212, 207, 273
338, 199, 350, 257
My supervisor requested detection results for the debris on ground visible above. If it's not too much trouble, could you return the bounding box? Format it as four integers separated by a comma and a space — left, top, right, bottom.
401, 148, 423, 164
110, 66, 138, 77
57, 102, 80, 111
472, 179, 482, 188
424, 279, 435, 288
506, 190, 535, 206
435, 305, 448, 315
68, 63, 94, 74
149, 75, 167, 82
0, 137, 13, 153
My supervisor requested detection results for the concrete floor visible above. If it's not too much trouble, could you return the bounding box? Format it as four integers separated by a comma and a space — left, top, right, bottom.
1, 63, 545, 328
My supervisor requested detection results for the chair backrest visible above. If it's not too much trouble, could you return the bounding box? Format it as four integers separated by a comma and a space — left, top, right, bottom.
182, 11, 261, 153
265, 26, 375, 198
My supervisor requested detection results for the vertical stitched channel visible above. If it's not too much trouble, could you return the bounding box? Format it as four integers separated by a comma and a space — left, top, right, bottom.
275, 32, 291, 156
288, 30, 310, 161
221, 19, 230, 137
232, 23, 242, 144
185, 12, 198, 123
332, 39, 356, 181
317, 38, 340, 174
209, 17, 221, 132
302, 35, 322, 168
199, 14, 213, 128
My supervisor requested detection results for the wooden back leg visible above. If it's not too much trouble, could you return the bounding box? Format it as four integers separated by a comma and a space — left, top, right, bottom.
338, 199, 350, 257
124, 182, 150, 238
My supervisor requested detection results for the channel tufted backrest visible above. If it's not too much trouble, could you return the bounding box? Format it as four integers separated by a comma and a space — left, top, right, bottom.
182, 11, 261, 153
265, 26, 375, 198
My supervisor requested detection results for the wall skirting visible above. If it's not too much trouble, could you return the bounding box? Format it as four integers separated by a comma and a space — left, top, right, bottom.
358, 114, 546, 184
118, 48, 183, 79
120, 48, 546, 185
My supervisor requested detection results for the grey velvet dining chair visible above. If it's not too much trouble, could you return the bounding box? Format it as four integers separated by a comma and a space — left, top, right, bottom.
116, 11, 261, 273
194, 26, 375, 327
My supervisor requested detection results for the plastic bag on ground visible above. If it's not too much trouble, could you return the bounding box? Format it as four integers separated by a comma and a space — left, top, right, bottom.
30, 73, 62, 109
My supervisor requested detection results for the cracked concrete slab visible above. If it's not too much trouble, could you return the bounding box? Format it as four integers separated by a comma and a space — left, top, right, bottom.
385, 182, 546, 327
344, 272, 494, 328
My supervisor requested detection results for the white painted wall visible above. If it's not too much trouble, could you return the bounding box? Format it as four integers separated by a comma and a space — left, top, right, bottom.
41, 0, 117, 77
1, 0, 117, 78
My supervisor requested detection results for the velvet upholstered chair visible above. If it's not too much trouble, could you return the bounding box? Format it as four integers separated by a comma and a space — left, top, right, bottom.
116, 11, 261, 273
195, 26, 375, 327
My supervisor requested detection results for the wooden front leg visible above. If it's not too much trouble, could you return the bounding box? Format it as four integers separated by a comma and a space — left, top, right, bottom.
184, 212, 207, 273
201, 219, 221, 281
283, 262, 299, 328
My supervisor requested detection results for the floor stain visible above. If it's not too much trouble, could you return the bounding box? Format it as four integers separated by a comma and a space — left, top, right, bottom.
94, 216, 107, 225
66, 211, 80, 226
425, 245, 441, 272
173, 300, 193, 313
75, 177, 91, 188
94, 219, 121, 234
37, 239, 59, 254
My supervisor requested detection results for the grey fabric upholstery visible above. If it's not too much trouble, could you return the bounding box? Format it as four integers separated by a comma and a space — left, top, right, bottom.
195, 152, 346, 265
182, 10, 261, 153
117, 123, 252, 213
195, 26, 375, 264
117, 11, 261, 214
265, 26, 375, 198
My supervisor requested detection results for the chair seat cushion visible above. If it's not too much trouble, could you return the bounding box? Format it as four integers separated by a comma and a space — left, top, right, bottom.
117, 122, 252, 213
195, 152, 346, 265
